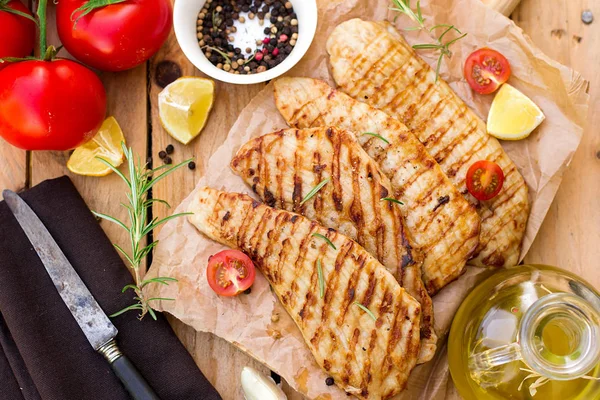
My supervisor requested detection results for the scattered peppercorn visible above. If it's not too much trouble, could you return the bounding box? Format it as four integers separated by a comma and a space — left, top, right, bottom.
166, 144, 174, 154
158, 150, 167, 159
325, 377, 334, 386
244, 287, 252, 294
188, 161, 196, 170
163, 156, 172, 165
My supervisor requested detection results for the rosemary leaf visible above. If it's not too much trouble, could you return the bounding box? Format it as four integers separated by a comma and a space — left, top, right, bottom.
382, 197, 404, 205
147, 307, 157, 321
141, 277, 178, 287
412, 44, 442, 50
353, 302, 377, 321
92, 211, 129, 231
121, 284, 138, 293
109, 303, 143, 318
147, 297, 176, 302
312, 233, 337, 250
300, 178, 330, 205
95, 156, 130, 185
113, 244, 135, 266
363, 132, 390, 144
317, 259, 325, 299
144, 198, 171, 209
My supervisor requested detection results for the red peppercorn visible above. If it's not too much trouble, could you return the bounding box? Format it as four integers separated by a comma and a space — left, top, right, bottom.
262, 47, 268, 54
279, 34, 288, 42
255, 52, 264, 61
272, 48, 280, 56
263, 37, 270, 44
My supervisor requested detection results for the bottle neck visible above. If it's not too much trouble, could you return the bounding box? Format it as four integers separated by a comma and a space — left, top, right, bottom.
519, 293, 600, 380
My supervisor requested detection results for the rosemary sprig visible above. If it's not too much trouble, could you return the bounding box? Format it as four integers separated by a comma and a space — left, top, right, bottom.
317, 259, 325, 299
412, 25, 467, 82
389, 0, 425, 30
93, 143, 192, 320
382, 197, 404, 205
353, 302, 377, 321
312, 233, 336, 250
363, 132, 390, 144
300, 178, 330, 205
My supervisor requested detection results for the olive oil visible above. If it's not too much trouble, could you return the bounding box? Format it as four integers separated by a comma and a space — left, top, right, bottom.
449, 265, 600, 400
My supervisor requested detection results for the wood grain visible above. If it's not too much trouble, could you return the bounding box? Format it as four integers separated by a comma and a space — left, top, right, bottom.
515, 0, 600, 289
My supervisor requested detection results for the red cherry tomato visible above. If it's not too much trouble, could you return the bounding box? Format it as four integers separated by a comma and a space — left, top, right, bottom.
0, 59, 106, 150
0, 0, 36, 68
56, 0, 172, 72
466, 160, 505, 201
464, 48, 511, 94
207, 250, 256, 297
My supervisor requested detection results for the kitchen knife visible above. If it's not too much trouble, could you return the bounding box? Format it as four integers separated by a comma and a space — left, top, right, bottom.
3, 189, 160, 400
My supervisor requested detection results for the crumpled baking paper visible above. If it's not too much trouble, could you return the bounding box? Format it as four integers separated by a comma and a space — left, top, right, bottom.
145, 0, 589, 398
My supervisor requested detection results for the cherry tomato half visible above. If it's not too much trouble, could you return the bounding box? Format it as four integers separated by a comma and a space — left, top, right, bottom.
464, 48, 511, 94
0, 0, 36, 68
207, 250, 256, 296
466, 161, 505, 201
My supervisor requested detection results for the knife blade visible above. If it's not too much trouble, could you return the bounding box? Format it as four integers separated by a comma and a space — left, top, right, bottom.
3, 189, 160, 400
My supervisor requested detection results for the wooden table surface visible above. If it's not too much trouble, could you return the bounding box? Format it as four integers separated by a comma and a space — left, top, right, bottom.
1, 0, 598, 399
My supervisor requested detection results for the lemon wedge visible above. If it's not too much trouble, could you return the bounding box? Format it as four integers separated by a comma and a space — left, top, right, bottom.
487, 83, 545, 140
67, 116, 125, 176
158, 77, 215, 144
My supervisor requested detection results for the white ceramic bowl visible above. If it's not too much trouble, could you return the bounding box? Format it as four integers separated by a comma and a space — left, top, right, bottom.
174, 0, 317, 84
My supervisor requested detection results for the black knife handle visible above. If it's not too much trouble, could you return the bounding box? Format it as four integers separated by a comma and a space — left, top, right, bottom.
98, 339, 160, 400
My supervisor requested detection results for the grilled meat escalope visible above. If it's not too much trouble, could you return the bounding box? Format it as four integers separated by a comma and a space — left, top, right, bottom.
326, 19, 529, 268
231, 126, 437, 362
188, 187, 422, 399
273, 77, 480, 294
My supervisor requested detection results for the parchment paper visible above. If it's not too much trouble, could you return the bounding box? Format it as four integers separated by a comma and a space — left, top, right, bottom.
145, 0, 590, 398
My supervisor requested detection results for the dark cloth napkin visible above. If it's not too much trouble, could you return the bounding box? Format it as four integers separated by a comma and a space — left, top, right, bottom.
0, 176, 222, 400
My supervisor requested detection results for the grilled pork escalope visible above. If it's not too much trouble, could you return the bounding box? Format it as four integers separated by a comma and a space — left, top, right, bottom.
326, 19, 529, 268
188, 187, 421, 399
231, 126, 437, 363
273, 77, 480, 294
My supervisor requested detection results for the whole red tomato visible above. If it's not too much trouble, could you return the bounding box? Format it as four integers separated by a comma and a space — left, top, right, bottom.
0, 0, 36, 64
0, 59, 106, 150
56, 0, 172, 72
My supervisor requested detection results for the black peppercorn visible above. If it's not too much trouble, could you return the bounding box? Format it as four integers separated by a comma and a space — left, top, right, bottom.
163, 156, 172, 165
188, 161, 196, 170
166, 144, 174, 154
158, 150, 167, 159
244, 287, 252, 294
325, 377, 334, 386
263, 27, 271, 34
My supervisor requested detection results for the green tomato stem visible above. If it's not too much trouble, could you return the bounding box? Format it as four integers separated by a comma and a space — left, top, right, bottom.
37, 0, 48, 58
